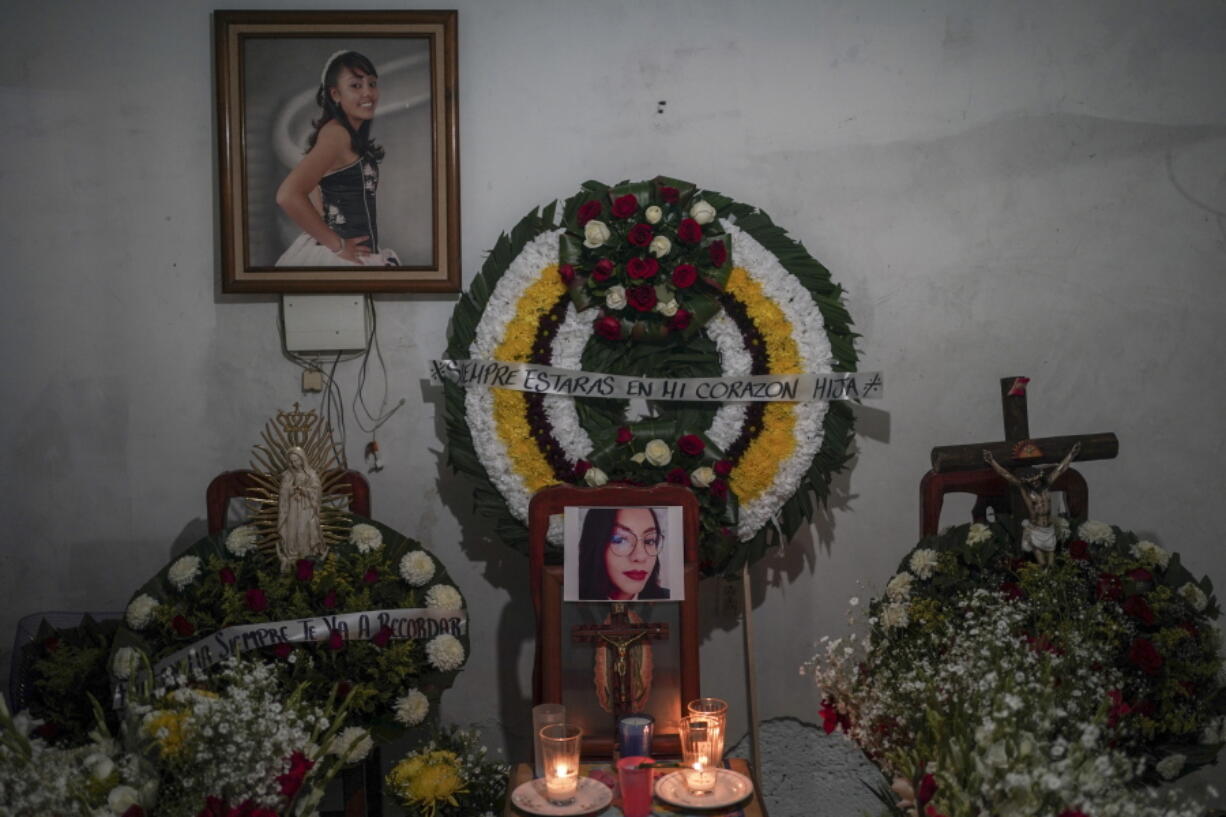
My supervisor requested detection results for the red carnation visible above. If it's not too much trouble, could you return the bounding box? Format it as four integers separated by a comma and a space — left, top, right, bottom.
709, 479, 729, 499
592, 258, 615, 282
327, 630, 345, 651
999, 581, 1025, 601
43, 636, 60, 653
219, 566, 237, 585
594, 315, 622, 340
666, 467, 689, 485
295, 559, 314, 582
577, 200, 603, 226
671, 263, 698, 288
676, 218, 702, 244
626, 257, 659, 280
362, 568, 379, 584
917, 773, 937, 805
627, 223, 655, 247
1128, 637, 1164, 676
627, 285, 658, 312
559, 264, 576, 284
574, 459, 591, 477
244, 588, 268, 613
658, 186, 680, 203
1123, 594, 1156, 625
1096, 573, 1123, 601
172, 615, 196, 637
616, 427, 633, 444
714, 459, 733, 477
1106, 689, 1132, 728
272, 642, 292, 659
322, 589, 338, 609
276, 751, 315, 799
611, 193, 639, 219
1067, 539, 1090, 560
678, 434, 705, 456
667, 309, 692, 331
819, 698, 842, 734
708, 240, 728, 267
1127, 567, 1153, 583
371, 626, 393, 648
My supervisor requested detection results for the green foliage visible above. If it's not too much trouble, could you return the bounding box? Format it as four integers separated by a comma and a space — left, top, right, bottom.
21, 615, 120, 745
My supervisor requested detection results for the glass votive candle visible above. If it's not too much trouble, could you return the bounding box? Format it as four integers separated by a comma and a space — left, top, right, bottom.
539, 723, 582, 805
687, 697, 728, 764
677, 715, 717, 796
616, 712, 654, 758
532, 703, 566, 778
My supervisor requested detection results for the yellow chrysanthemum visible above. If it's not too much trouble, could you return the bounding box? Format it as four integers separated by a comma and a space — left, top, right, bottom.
143, 709, 191, 758
388, 750, 468, 817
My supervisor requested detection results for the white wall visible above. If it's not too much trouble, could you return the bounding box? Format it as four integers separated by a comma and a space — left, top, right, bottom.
3, 0, 1225, 803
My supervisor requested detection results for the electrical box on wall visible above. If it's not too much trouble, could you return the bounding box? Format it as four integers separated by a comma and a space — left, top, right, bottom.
282, 295, 368, 353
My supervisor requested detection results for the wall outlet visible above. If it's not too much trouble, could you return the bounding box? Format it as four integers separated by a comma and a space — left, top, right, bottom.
302, 369, 324, 392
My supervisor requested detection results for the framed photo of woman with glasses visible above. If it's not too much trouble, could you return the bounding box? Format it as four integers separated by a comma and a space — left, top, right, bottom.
563, 506, 685, 602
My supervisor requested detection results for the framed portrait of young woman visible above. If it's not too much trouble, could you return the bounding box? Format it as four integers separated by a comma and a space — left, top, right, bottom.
214, 10, 460, 293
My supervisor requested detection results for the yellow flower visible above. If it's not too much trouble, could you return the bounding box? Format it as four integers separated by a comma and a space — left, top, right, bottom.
388, 750, 468, 817
143, 709, 191, 758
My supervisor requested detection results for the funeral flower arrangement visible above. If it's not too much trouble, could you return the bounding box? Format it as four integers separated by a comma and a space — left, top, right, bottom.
385, 726, 510, 817
444, 176, 858, 575
813, 517, 1224, 815
112, 516, 467, 737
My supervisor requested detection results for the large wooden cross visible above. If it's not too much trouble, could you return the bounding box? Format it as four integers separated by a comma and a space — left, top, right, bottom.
929, 376, 1119, 518
572, 603, 668, 722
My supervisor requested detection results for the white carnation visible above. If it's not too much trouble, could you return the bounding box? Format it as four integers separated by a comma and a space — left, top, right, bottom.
167, 555, 201, 591
425, 584, 464, 611
349, 523, 384, 553
1078, 520, 1116, 546
909, 549, 940, 580
394, 689, 430, 726
1156, 753, 1186, 780
966, 523, 992, 546
111, 647, 142, 680
225, 524, 258, 557
1178, 582, 1208, 612
1130, 540, 1170, 569
125, 594, 159, 630
880, 602, 910, 630
885, 572, 914, 602
399, 551, 436, 586
426, 634, 466, 671
330, 726, 373, 764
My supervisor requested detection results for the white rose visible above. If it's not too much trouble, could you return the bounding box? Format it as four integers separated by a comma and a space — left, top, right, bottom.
605, 285, 627, 311
399, 551, 436, 587
966, 523, 992, 546
107, 785, 141, 815
644, 205, 663, 224
583, 220, 611, 248
330, 726, 373, 764
631, 452, 646, 464
1078, 520, 1116, 546
426, 633, 466, 671
584, 466, 608, 487
167, 555, 201, 591
649, 235, 672, 258
394, 689, 430, 727
644, 439, 672, 467
349, 523, 384, 553
1130, 540, 1170, 569
691, 466, 716, 488
909, 549, 940, 581
885, 572, 914, 601
1156, 753, 1186, 780
225, 524, 258, 557
656, 299, 679, 317
1179, 582, 1208, 612
689, 200, 717, 225
425, 584, 464, 611
125, 594, 159, 631
84, 752, 114, 781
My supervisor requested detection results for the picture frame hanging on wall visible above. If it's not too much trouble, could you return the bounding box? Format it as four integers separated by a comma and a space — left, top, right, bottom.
215, 10, 460, 293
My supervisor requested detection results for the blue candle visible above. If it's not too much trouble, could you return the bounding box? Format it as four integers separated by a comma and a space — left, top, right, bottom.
617, 713, 655, 758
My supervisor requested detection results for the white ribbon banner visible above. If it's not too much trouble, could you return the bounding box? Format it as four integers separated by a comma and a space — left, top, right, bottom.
430, 359, 882, 402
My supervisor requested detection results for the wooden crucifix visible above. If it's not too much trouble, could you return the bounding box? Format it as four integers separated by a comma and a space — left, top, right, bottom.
923, 376, 1119, 537
572, 603, 668, 723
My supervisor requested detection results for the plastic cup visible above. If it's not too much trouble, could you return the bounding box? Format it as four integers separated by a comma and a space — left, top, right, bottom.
616, 755, 654, 817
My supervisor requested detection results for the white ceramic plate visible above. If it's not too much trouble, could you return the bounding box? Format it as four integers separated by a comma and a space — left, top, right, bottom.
654, 768, 754, 810
509, 776, 614, 816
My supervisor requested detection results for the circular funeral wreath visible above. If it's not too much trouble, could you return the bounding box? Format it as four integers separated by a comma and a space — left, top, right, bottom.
871, 516, 1225, 780
444, 177, 858, 576
110, 516, 468, 739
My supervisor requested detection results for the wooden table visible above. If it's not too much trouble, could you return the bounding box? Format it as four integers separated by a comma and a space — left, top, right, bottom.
504, 758, 768, 817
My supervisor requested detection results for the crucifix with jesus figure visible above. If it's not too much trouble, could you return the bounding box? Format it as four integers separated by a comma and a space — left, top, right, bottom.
572, 603, 668, 725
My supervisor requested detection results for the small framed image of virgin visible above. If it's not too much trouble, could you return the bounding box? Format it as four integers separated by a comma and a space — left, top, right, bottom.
215, 10, 460, 293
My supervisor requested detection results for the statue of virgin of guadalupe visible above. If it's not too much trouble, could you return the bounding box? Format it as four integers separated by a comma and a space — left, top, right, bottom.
276, 446, 325, 569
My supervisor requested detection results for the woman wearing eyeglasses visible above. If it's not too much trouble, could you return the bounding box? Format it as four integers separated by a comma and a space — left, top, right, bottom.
578, 507, 670, 601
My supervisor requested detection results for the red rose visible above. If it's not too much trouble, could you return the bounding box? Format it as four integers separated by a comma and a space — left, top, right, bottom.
917, 773, 937, 805
626, 257, 659, 280
1106, 689, 1132, 728
272, 642, 292, 659
559, 264, 576, 284
1123, 594, 1156, 625
678, 434, 704, 456
925, 806, 948, 817
592, 258, 615, 282
627, 285, 658, 312
327, 630, 345, 650
819, 698, 841, 734
714, 459, 733, 477
244, 588, 268, 613
627, 223, 654, 247
33, 722, 60, 740
335, 681, 353, 702
671, 263, 698, 288
1127, 568, 1153, 583
676, 218, 702, 244
1096, 573, 1123, 601
616, 427, 633, 444
371, 626, 393, 648
999, 581, 1025, 601
708, 240, 728, 267
667, 309, 692, 331
594, 315, 622, 340
362, 568, 379, 584
172, 615, 195, 637
1067, 539, 1089, 560
44, 636, 60, 653
709, 479, 728, 499
611, 193, 639, 219
577, 200, 603, 226
1128, 637, 1164, 676
574, 459, 591, 477
322, 589, 338, 609
295, 559, 314, 582
122, 806, 146, 817
219, 566, 237, 585
658, 186, 680, 203
666, 467, 689, 485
